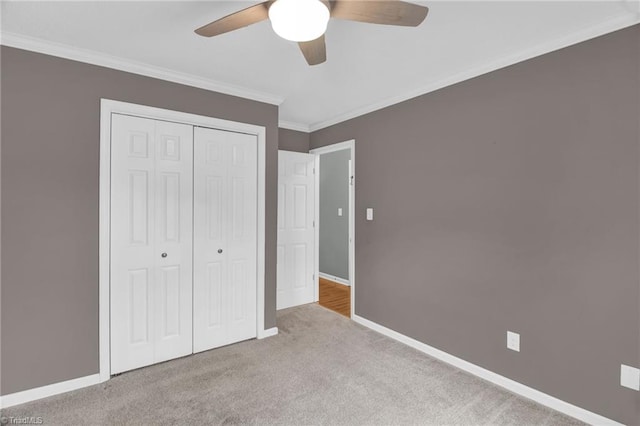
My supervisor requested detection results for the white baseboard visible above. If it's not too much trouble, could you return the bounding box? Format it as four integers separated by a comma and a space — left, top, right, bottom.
352, 315, 623, 426
1, 327, 278, 409
257, 327, 279, 339
0, 373, 101, 409
319, 272, 350, 287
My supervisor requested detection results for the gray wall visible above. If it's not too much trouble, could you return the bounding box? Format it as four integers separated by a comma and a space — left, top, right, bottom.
311, 25, 640, 425
0, 46, 279, 395
278, 128, 309, 153
319, 150, 350, 281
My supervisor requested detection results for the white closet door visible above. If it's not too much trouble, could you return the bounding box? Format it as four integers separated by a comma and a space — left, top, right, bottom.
110, 114, 193, 374
153, 120, 194, 364
193, 127, 257, 353
277, 151, 316, 310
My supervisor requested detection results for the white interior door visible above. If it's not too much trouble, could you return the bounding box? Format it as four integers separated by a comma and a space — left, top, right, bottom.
277, 151, 316, 310
193, 127, 258, 353
110, 114, 193, 374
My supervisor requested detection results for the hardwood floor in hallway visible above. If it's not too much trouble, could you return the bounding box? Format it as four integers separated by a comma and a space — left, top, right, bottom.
319, 277, 350, 317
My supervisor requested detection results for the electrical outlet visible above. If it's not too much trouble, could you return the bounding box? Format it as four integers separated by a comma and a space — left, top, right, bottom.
338, 208, 343, 217
621, 365, 640, 390
507, 331, 520, 352
366, 208, 374, 221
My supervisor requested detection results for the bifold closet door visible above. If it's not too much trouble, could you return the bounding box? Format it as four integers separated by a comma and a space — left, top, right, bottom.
110, 114, 193, 374
193, 127, 258, 353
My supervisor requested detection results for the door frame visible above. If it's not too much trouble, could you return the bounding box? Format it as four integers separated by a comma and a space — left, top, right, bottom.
99, 99, 267, 382
309, 140, 355, 318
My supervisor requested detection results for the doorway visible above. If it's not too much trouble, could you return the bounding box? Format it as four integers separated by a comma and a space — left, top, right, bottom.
99, 99, 268, 380
276, 140, 355, 317
311, 140, 355, 318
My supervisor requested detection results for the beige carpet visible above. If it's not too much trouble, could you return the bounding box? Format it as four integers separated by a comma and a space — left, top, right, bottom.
2, 304, 584, 425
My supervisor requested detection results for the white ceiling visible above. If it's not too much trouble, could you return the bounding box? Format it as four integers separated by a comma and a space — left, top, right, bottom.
2, 1, 639, 131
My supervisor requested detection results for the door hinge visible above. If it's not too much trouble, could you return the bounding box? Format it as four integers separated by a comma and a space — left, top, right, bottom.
350, 175, 354, 186
313, 274, 315, 281
313, 220, 315, 228
313, 168, 316, 175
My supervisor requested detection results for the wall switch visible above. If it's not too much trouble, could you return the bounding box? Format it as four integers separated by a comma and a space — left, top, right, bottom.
338, 208, 343, 217
366, 208, 374, 221
507, 331, 520, 352
621, 365, 640, 390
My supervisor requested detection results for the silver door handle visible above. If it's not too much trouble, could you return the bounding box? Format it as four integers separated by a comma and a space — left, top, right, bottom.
161, 253, 168, 258
218, 249, 223, 254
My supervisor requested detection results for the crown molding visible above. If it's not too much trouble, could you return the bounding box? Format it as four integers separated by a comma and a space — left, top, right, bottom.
278, 120, 311, 133
308, 11, 640, 132
0, 32, 285, 106
2, 9, 638, 131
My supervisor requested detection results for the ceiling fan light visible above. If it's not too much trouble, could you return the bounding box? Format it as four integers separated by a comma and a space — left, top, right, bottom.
268, 0, 330, 42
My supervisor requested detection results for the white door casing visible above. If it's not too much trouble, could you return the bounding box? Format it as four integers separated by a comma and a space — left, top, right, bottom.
193, 127, 258, 352
110, 114, 194, 374
309, 140, 355, 318
277, 151, 316, 310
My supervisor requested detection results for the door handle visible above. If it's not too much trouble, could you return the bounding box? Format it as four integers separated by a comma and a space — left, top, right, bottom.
218, 249, 223, 254
161, 253, 168, 258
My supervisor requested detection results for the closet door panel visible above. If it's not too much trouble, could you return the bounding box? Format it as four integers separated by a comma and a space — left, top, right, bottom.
111, 114, 157, 374
193, 127, 230, 352
193, 127, 257, 353
111, 115, 193, 374
226, 132, 258, 342
153, 120, 193, 363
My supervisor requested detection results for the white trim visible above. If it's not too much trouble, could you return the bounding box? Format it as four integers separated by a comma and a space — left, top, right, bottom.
257, 126, 267, 343
3, 13, 637, 133
310, 139, 355, 318
352, 315, 623, 426
307, 13, 640, 132
99, 99, 268, 383
98, 102, 111, 383
257, 327, 279, 339
314, 154, 320, 303
0, 374, 101, 409
348, 148, 355, 318
310, 140, 354, 156
0, 32, 283, 106
278, 121, 310, 133
318, 272, 350, 287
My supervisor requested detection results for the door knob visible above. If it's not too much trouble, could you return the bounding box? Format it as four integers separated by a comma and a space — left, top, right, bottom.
218, 249, 223, 254
161, 253, 168, 258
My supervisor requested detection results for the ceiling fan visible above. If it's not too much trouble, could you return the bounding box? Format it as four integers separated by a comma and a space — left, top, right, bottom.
195, 0, 429, 66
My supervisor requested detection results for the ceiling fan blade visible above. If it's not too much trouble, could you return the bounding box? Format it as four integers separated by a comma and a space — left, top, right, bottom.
299, 35, 327, 66
195, 2, 271, 37
330, 0, 428, 27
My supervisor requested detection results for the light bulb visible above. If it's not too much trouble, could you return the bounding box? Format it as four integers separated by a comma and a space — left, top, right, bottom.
268, 0, 330, 42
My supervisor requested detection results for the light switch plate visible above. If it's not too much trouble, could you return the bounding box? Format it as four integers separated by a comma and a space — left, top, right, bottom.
621, 365, 640, 390
507, 331, 520, 352
366, 208, 373, 221
338, 208, 343, 217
